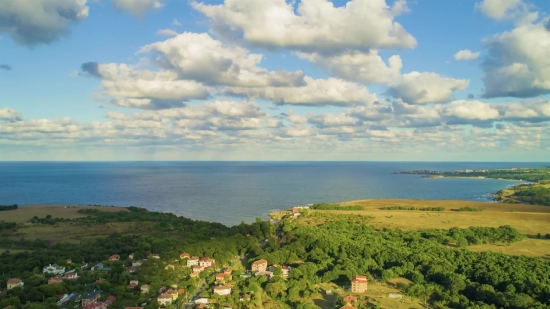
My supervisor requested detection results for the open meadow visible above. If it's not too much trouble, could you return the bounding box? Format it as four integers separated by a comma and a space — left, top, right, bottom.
1, 205, 128, 223
275, 199, 550, 258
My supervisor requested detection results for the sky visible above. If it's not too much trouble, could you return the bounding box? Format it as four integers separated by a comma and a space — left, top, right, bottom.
1, 0, 550, 161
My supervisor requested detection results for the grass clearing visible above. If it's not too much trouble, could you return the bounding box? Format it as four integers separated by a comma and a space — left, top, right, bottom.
279, 199, 550, 258
1, 205, 128, 223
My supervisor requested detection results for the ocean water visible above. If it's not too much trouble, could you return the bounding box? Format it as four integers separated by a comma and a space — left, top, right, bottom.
0, 162, 545, 226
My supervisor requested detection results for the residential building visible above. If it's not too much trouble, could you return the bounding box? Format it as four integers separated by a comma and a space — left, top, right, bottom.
187, 256, 199, 267
94, 278, 106, 285
343, 295, 357, 305
167, 289, 178, 301
351, 276, 367, 293
104, 296, 116, 306
132, 260, 146, 267
108, 254, 120, 261
140, 284, 150, 294
57, 292, 79, 306
157, 293, 172, 306
251, 259, 268, 273
128, 253, 135, 259
128, 282, 138, 289
82, 290, 102, 307
148, 254, 160, 259
213, 286, 231, 296
192, 265, 204, 273
216, 273, 227, 282
48, 276, 63, 285
63, 271, 79, 281
126, 266, 139, 273
199, 257, 215, 268
83, 302, 105, 309
43, 264, 65, 275
180, 252, 190, 259
7, 278, 23, 290
340, 306, 357, 309
66, 259, 72, 264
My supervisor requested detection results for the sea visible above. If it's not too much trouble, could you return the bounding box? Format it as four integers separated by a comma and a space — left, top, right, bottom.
0, 162, 546, 226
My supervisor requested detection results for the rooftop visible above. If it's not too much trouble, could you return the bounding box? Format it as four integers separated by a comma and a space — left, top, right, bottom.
82, 290, 101, 299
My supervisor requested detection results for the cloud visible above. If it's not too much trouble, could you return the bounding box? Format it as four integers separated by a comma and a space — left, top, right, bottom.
0, 64, 12, 71
0, 108, 22, 121
157, 29, 178, 36
308, 113, 358, 128
221, 76, 377, 106
113, 0, 167, 17
482, 20, 550, 98
0, 0, 89, 46
475, 0, 529, 21
387, 72, 470, 104
141, 32, 305, 87
190, 0, 416, 54
81, 63, 210, 109
298, 50, 402, 84
454, 50, 480, 61
172, 19, 182, 26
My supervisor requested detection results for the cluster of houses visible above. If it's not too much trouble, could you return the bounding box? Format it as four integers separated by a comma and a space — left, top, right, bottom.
180, 252, 216, 278
338, 276, 368, 309
250, 259, 291, 278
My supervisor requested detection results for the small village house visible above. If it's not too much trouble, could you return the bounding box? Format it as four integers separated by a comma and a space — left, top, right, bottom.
157, 293, 172, 306
351, 276, 368, 293
251, 259, 268, 273
83, 302, 105, 309
128, 253, 135, 259
167, 289, 178, 301
82, 290, 101, 307
192, 265, 204, 273
43, 264, 65, 275
104, 296, 116, 306
180, 252, 190, 259
187, 256, 199, 267
340, 306, 357, 309
148, 254, 160, 259
63, 271, 79, 281
140, 284, 150, 294
108, 254, 120, 261
7, 278, 23, 290
213, 286, 231, 296
199, 257, 215, 268
48, 276, 63, 285
343, 295, 357, 305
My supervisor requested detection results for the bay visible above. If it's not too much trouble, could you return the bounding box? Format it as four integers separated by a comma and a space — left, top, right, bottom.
0, 161, 544, 226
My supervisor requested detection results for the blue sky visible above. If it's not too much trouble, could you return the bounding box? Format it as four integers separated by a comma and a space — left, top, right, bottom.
1, 0, 549, 161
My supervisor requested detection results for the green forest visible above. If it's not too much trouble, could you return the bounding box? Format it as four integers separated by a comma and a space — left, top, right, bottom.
1, 207, 549, 309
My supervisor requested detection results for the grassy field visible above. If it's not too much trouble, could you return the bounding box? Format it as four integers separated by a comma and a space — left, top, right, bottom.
316, 279, 425, 309
275, 199, 550, 258
1, 205, 128, 223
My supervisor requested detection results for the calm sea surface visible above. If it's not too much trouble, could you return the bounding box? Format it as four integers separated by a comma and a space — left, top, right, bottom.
0, 162, 546, 226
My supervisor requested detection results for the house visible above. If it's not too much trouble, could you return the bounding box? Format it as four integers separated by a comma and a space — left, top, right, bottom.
130, 280, 139, 285
268, 265, 291, 277
94, 278, 106, 285
140, 284, 150, 294
165, 264, 175, 270
126, 266, 139, 273
194, 298, 208, 304
82, 290, 102, 307
216, 273, 227, 282
104, 296, 116, 306
63, 271, 79, 281
66, 259, 72, 264
48, 276, 63, 285
180, 253, 190, 259
57, 293, 79, 306
213, 286, 231, 296
108, 254, 120, 261
91, 263, 104, 271
178, 288, 185, 295
251, 259, 268, 273
83, 302, 105, 309
7, 278, 23, 290
167, 289, 178, 301
128, 253, 135, 260
187, 256, 199, 267
157, 293, 172, 306
81, 263, 89, 269
351, 276, 368, 293
199, 257, 215, 268
127, 282, 138, 289
192, 265, 204, 273
132, 259, 147, 267
148, 254, 160, 259
343, 295, 357, 305
240, 294, 251, 302
43, 264, 65, 275
388, 293, 403, 299
340, 306, 357, 309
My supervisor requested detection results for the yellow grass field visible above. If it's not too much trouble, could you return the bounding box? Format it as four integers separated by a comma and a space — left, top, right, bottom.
1, 205, 128, 223
278, 199, 550, 258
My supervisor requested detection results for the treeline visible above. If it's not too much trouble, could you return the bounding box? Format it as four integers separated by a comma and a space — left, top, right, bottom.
452, 207, 483, 212
0, 204, 18, 211
513, 185, 550, 206
381, 206, 446, 211
310, 203, 364, 210
259, 218, 546, 309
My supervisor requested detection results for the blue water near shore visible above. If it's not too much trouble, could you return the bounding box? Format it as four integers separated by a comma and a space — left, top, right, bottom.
0, 162, 545, 226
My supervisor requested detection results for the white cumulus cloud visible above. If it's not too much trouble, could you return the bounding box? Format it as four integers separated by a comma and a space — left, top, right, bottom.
113, 0, 167, 17
0, 0, 89, 46
454, 50, 480, 61
191, 0, 416, 54
387, 72, 470, 104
